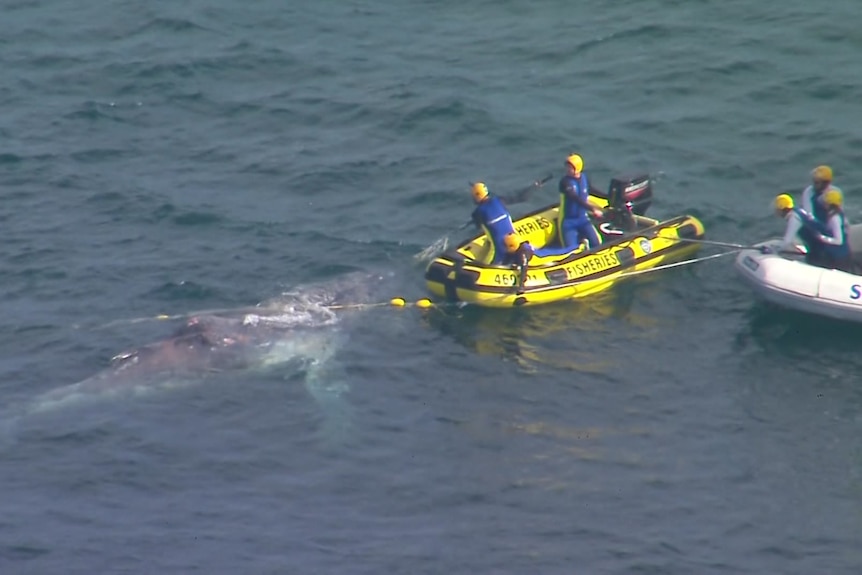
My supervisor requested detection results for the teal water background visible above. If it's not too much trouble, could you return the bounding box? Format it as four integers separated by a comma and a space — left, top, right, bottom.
2, 1, 862, 573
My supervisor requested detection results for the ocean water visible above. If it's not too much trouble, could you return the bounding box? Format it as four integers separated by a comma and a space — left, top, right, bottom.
2, 0, 862, 573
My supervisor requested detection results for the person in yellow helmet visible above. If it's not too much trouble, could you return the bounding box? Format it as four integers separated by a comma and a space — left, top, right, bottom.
771, 193, 820, 258
501, 232, 534, 294
772, 191, 852, 269
503, 231, 521, 253
502, 232, 534, 267
558, 154, 604, 249
470, 182, 516, 264
808, 189, 853, 272
802, 165, 841, 222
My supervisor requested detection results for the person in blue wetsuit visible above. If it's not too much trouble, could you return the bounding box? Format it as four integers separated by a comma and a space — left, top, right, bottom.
470, 182, 516, 264
809, 189, 853, 272
558, 154, 604, 249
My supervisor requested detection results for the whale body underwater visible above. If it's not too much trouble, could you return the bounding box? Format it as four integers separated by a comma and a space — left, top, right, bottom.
7, 270, 396, 439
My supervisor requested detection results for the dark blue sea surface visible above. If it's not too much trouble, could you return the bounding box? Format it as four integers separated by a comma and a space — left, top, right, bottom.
2, 1, 861, 573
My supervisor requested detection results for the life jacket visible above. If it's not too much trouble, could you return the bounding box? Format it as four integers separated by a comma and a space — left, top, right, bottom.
793, 206, 826, 250
819, 211, 851, 262
813, 199, 829, 223
803, 185, 840, 222
472, 195, 515, 264
558, 173, 590, 224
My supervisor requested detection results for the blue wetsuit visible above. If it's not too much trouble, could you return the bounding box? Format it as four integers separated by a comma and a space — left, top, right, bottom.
472, 195, 515, 264
558, 174, 600, 249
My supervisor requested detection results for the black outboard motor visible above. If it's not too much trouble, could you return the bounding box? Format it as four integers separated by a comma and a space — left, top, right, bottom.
607, 174, 652, 215
592, 174, 653, 233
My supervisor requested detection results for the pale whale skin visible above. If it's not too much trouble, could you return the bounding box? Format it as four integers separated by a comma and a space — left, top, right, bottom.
10, 271, 395, 438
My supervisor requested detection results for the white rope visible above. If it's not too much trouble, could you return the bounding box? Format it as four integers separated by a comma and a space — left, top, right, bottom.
659, 235, 753, 250
618, 249, 740, 279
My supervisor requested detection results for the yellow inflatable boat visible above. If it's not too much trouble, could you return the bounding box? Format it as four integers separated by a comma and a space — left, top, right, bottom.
424, 174, 706, 307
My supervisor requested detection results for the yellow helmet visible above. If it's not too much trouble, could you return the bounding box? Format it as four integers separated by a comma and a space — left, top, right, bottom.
823, 189, 843, 208
503, 232, 521, 253
774, 194, 794, 211
566, 154, 584, 174
471, 182, 489, 202
811, 165, 833, 182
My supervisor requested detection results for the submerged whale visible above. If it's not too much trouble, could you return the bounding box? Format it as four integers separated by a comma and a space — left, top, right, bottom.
10, 270, 396, 439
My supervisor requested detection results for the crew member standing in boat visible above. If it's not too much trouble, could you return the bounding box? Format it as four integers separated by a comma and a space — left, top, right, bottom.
772, 193, 825, 264
802, 165, 840, 222
558, 154, 604, 249
470, 182, 516, 265
808, 189, 853, 273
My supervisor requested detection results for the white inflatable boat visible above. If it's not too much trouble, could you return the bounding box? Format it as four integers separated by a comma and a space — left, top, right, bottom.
734, 223, 862, 322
